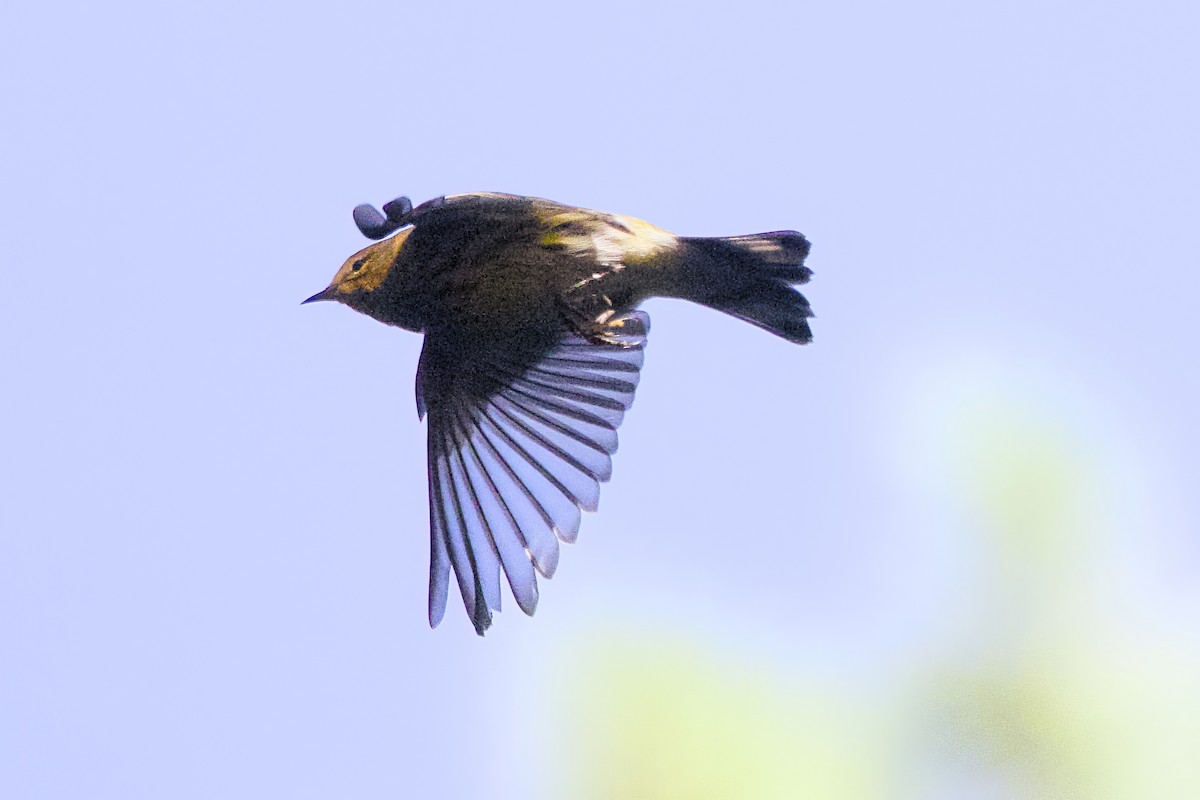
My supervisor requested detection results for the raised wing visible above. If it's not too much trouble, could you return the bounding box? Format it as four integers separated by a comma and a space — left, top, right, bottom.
419, 312, 649, 635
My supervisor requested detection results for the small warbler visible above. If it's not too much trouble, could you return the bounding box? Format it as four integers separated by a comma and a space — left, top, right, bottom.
305, 192, 814, 635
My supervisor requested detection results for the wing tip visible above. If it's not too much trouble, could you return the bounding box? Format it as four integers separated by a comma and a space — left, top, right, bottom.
428, 600, 447, 629
513, 581, 540, 617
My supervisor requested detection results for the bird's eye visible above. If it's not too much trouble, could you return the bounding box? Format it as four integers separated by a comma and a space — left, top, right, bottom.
351, 259, 366, 272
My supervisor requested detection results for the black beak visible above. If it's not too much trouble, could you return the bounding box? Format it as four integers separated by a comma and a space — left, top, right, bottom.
302, 287, 335, 305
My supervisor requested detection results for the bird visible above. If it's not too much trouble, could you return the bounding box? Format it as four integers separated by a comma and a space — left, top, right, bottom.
304, 192, 814, 635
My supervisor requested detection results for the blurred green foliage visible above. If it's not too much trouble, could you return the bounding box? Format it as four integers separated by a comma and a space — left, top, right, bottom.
563, 635, 884, 800
549, 367, 1199, 798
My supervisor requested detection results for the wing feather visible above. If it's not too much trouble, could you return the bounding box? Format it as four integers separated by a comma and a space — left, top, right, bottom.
420, 312, 648, 634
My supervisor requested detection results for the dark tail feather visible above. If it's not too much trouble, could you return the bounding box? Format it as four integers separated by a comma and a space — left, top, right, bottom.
678, 232, 814, 344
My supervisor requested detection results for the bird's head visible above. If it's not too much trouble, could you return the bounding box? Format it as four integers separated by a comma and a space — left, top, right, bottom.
302, 227, 412, 306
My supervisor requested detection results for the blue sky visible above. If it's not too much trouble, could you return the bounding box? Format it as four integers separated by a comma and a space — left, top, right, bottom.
3, 1, 1198, 797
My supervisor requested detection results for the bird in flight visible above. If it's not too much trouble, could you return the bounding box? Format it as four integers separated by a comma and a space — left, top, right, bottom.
305, 192, 814, 635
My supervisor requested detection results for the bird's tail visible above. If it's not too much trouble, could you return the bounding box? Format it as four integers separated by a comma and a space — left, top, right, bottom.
674, 232, 814, 343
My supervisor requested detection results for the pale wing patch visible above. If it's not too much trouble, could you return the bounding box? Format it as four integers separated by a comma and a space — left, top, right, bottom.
539, 209, 678, 269
610, 214, 678, 264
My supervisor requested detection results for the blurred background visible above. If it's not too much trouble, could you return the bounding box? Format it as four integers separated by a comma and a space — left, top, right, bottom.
2, 1, 1197, 797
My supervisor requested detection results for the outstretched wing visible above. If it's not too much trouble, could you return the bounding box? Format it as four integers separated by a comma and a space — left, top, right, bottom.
418, 312, 649, 635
